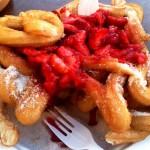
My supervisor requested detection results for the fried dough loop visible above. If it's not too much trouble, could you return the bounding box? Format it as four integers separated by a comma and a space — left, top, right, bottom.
0, 46, 33, 75
105, 74, 131, 131
128, 60, 150, 106
0, 66, 49, 125
84, 75, 131, 132
0, 10, 64, 47
83, 58, 138, 76
0, 102, 19, 146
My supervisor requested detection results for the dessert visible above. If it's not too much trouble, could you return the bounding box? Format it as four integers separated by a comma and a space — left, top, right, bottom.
0, 101, 19, 146
0, 10, 64, 47
0, 0, 150, 147
0, 66, 49, 125
0, 46, 32, 75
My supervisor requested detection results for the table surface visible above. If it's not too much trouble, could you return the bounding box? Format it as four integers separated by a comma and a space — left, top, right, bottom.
1, 0, 71, 15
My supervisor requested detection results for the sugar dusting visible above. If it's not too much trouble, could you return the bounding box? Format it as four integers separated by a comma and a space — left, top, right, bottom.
19, 82, 40, 110
15, 76, 29, 93
3, 66, 29, 98
2, 66, 47, 110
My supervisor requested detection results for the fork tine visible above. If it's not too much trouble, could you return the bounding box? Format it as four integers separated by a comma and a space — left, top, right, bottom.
55, 107, 81, 126
43, 118, 68, 142
55, 120, 70, 135
49, 110, 73, 130
54, 107, 74, 127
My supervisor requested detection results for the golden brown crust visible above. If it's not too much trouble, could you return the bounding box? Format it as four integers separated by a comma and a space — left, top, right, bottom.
0, 102, 19, 146
131, 114, 150, 132
0, 66, 48, 125
128, 56, 150, 106
0, 10, 64, 47
84, 75, 131, 132
0, 46, 33, 76
83, 58, 137, 76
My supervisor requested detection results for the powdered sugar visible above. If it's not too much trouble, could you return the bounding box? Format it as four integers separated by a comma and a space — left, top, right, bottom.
4, 66, 19, 87
1, 66, 47, 110
3, 66, 29, 97
14, 76, 29, 93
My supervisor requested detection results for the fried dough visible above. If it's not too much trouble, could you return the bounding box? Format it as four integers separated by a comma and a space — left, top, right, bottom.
0, 102, 19, 146
0, 66, 49, 125
0, 46, 33, 75
0, 10, 64, 47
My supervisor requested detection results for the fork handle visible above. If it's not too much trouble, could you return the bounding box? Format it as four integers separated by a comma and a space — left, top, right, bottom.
86, 142, 103, 150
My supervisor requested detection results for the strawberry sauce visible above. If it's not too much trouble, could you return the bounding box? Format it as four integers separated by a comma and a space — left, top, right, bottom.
19, 9, 147, 106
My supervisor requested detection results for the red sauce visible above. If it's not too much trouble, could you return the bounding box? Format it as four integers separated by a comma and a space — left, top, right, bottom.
19, 9, 147, 105
45, 117, 67, 147
88, 108, 98, 126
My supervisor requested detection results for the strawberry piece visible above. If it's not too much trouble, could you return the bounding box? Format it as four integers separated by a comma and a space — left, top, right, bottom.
64, 56, 80, 73
95, 45, 112, 57
83, 10, 108, 27
41, 46, 58, 53
22, 48, 43, 56
44, 81, 57, 94
91, 10, 107, 27
28, 54, 49, 64
135, 52, 147, 64
63, 15, 91, 31
119, 30, 130, 47
57, 46, 80, 72
57, 46, 74, 57
59, 74, 71, 89
94, 10, 107, 27
42, 63, 58, 94
107, 16, 128, 28
88, 28, 109, 50
64, 30, 90, 55
106, 26, 119, 46
48, 54, 69, 74
108, 44, 147, 64
42, 64, 57, 84
64, 24, 79, 34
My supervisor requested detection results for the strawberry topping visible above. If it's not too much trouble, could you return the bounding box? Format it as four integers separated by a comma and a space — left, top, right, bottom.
19, 9, 147, 103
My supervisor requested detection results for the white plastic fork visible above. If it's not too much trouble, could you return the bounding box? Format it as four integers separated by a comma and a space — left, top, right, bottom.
43, 107, 103, 150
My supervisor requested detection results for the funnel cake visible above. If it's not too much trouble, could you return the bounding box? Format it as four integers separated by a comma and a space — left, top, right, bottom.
20, 0, 150, 134
0, 46, 32, 75
84, 75, 131, 132
0, 101, 19, 146
0, 10, 64, 47
52, 0, 150, 141
128, 59, 150, 106
0, 0, 150, 147
0, 66, 48, 125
